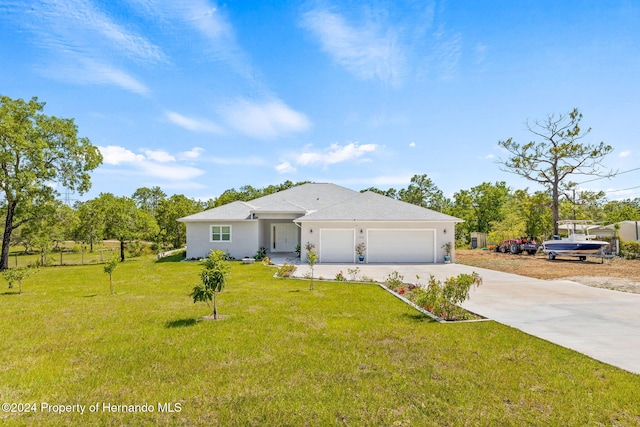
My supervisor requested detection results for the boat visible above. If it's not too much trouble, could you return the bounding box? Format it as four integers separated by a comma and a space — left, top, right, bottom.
542, 220, 610, 260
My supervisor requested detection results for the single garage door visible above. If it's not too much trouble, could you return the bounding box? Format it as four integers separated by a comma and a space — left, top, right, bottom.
320, 229, 355, 263
368, 229, 435, 263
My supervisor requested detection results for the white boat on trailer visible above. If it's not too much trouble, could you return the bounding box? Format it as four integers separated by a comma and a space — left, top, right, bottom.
542, 220, 610, 261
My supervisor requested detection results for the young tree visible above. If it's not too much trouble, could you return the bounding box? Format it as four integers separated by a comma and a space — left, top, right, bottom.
3, 266, 38, 294
497, 108, 615, 234
0, 95, 102, 270
190, 250, 230, 319
305, 242, 317, 290
103, 255, 118, 295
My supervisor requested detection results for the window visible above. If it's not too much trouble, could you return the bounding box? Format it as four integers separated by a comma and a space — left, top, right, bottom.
211, 225, 231, 242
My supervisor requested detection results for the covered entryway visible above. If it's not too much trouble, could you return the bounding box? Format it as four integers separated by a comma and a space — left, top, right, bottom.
319, 229, 355, 263
272, 223, 299, 252
367, 229, 435, 263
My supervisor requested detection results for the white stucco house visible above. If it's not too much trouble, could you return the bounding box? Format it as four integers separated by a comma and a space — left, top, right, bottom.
178, 183, 462, 263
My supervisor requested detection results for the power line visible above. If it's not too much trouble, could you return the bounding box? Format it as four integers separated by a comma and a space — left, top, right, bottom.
604, 185, 640, 194
577, 166, 640, 185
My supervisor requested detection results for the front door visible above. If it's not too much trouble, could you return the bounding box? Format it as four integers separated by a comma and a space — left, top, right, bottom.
272, 223, 298, 252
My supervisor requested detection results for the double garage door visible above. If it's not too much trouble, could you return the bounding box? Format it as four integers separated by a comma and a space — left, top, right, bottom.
319, 228, 435, 263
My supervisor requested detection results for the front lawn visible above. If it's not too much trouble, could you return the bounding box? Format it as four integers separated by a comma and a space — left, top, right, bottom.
1, 256, 639, 426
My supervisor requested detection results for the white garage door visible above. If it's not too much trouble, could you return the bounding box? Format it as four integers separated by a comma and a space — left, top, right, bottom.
368, 229, 435, 263
319, 229, 355, 263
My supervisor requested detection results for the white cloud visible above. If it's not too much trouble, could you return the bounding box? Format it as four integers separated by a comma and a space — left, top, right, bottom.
179, 147, 205, 160
220, 98, 311, 140
300, 8, 405, 86
295, 143, 377, 167
165, 111, 223, 133
619, 150, 631, 157
98, 145, 206, 181
99, 145, 145, 165
275, 161, 296, 174
142, 149, 175, 163
484, 154, 495, 159
409, 142, 416, 147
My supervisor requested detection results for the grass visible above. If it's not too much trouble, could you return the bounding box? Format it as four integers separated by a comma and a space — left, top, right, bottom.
1, 255, 639, 426
6, 241, 122, 268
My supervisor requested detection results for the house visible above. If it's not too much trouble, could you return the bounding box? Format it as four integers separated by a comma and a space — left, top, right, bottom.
178, 183, 462, 263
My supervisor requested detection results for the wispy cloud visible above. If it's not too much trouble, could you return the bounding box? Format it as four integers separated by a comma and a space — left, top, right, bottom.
619, 150, 631, 157
295, 142, 377, 168
41, 57, 150, 95
131, 0, 253, 78
8, 0, 162, 94
219, 98, 311, 140
165, 111, 223, 133
300, 8, 405, 86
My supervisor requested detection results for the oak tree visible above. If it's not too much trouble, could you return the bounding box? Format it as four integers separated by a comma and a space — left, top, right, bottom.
0, 96, 102, 270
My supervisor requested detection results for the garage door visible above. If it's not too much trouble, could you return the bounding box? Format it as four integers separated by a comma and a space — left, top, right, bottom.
319, 229, 355, 263
368, 229, 435, 263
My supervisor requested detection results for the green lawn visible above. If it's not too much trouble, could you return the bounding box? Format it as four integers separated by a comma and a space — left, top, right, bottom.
1, 255, 639, 426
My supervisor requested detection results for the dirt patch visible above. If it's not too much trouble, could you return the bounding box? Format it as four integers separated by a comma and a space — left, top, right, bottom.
456, 249, 640, 294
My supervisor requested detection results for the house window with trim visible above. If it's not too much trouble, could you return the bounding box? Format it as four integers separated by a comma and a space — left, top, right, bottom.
211, 225, 231, 242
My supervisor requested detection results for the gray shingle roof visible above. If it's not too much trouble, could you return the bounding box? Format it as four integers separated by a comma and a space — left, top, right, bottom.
178, 201, 255, 222
295, 191, 462, 222
178, 184, 462, 223
178, 183, 359, 222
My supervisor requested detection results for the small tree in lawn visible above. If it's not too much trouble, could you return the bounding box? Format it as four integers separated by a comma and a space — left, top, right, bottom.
103, 256, 118, 295
3, 267, 38, 294
305, 242, 317, 290
190, 250, 230, 319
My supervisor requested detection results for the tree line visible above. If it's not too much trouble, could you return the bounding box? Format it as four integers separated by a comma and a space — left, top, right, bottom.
0, 93, 629, 270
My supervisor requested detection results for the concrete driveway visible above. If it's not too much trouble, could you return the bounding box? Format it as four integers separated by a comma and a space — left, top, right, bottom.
291, 262, 640, 375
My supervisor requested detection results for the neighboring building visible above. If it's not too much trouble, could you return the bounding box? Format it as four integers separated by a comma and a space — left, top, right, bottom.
604, 221, 640, 242
178, 183, 462, 263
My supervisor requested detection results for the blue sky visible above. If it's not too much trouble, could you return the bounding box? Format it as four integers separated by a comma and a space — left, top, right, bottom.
2, 0, 639, 202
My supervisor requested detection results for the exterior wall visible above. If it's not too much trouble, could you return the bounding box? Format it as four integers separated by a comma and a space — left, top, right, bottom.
619, 221, 640, 242
298, 220, 456, 263
185, 221, 259, 259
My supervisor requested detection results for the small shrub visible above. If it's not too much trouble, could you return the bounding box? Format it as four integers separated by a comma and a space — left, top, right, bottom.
384, 271, 404, 291
127, 241, 147, 258
254, 247, 267, 261
276, 263, 296, 278
416, 273, 482, 321
621, 241, 640, 260
262, 256, 272, 265
334, 271, 346, 281
347, 267, 361, 281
